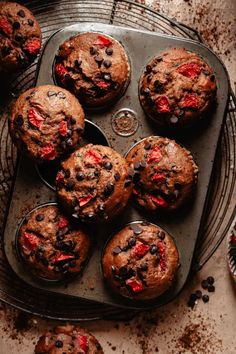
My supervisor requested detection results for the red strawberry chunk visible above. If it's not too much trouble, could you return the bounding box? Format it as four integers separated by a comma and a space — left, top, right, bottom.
155, 96, 171, 114
152, 173, 166, 184
78, 195, 93, 207
177, 63, 201, 79
28, 108, 44, 129
56, 171, 64, 183
126, 278, 144, 293
40, 144, 56, 161
150, 195, 168, 208
96, 81, 111, 90
147, 146, 162, 163
0, 18, 12, 36
24, 38, 41, 56
132, 242, 149, 259
158, 241, 166, 271
59, 120, 68, 137
58, 216, 69, 229
22, 232, 39, 254
55, 63, 68, 82
230, 235, 236, 245
85, 150, 102, 165
52, 252, 74, 264
77, 335, 88, 352
180, 93, 199, 109
94, 35, 112, 48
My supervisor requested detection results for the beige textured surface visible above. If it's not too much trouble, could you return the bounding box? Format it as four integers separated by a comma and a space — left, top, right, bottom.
0, 1, 235, 353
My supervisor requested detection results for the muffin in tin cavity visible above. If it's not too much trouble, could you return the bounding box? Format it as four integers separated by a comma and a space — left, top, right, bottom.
0, 2, 42, 73
35, 325, 104, 354
139, 47, 217, 127
55, 144, 133, 223
17, 204, 91, 281
9, 85, 85, 163
54, 32, 130, 108
102, 221, 179, 300
126, 136, 198, 213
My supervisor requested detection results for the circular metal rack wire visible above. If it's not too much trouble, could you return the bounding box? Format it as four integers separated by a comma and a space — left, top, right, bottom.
0, 0, 235, 320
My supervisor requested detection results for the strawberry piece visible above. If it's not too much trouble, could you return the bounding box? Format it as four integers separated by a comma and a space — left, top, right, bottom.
24, 38, 41, 56
22, 232, 39, 254
28, 108, 44, 129
96, 81, 111, 90
150, 195, 168, 208
77, 335, 88, 352
94, 35, 112, 48
40, 144, 56, 161
132, 242, 149, 259
78, 195, 93, 207
59, 120, 68, 137
180, 93, 199, 109
230, 235, 236, 245
56, 171, 64, 183
0, 18, 12, 36
126, 278, 144, 293
158, 241, 166, 271
85, 150, 102, 165
152, 173, 166, 184
177, 63, 201, 79
52, 252, 74, 264
58, 216, 69, 229
147, 146, 162, 163
55, 63, 68, 84
155, 96, 171, 114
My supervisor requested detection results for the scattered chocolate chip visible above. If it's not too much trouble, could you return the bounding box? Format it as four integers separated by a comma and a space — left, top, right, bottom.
158, 231, 165, 240
69, 260, 76, 268
105, 47, 113, 55
210, 74, 215, 82
119, 266, 128, 278
124, 180, 131, 187
201, 279, 209, 289
70, 117, 76, 124
113, 246, 121, 255
111, 265, 116, 274
208, 285, 215, 292
144, 142, 151, 150
55, 340, 63, 348
150, 245, 158, 254
154, 80, 164, 93
207, 276, 214, 285
146, 65, 152, 73
147, 74, 153, 82
202, 294, 209, 303
156, 56, 162, 62
114, 172, 120, 181
141, 88, 150, 96
104, 161, 113, 170
74, 59, 82, 67
103, 59, 112, 68
128, 237, 136, 247
13, 21, 20, 30
122, 245, 129, 252
15, 115, 24, 126
140, 263, 148, 271
103, 183, 114, 197
96, 343, 102, 350
76, 125, 83, 133
47, 91, 57, 98
133, 171, 140, 183
104, 73, 111, 81
66, 180, 75, 191
57, 235, 65, 241
17, 10, 25, 17
195, 290, 202, 299
76, 171, 84, 181
66, 138, 73, 147
36, 214, 44, 222
95, 55, 103, 64
15, 33, 23, 42
90, 46, 97, 55
130, 224, 143, 235
64, 169, 70, 178
28, 19, 34, 26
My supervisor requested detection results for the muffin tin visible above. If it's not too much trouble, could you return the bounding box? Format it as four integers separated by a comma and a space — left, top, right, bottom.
3, 22, 229, 310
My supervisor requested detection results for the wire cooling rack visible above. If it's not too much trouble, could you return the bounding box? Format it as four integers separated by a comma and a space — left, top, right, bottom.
0, 0, 235, 320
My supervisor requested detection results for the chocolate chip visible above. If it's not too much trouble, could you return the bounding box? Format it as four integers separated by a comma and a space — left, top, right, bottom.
141, 88, 150, 96
76, 125, 83, 133
140, 263, 148, 271
130, 224, 143, 235
64, 169, 70, 178
201, 279, 208, 289
128, 237, 136, 247
15, 33, 23, 42
90, 46, 97, 55
36, 214, 44, 222
105, 47, 113, 55
147, 74, 153, 82
17, 10, 25, 17
57, 235, 65, 241
15, 115, 24, 126
103, 60, 112, 68
76, 171, 84, 181
210, 74, 215, 82
69, 260, 76, 268
96, 343, 102, 350
74, 59, 82, 67
70, 117, 76, 124
144, 142, 151, 150
13, 22, 20, 30
133, 172, 140, 183
66, 180, 75, 191
154, 80, 164, 93
47, 91, 57, 98
114, 172, 120, 181
111, 265, 116, 274
104, 73, 111, 81
174, 183, 181, 190
104, 161, 113, 170
202, 294, 209, 303
158, 231, 165, 240
28, 19, 34, 26
146, 65, 152, 73
103, 183, 114, 197
208, 285, 215, 292
55, 340, 63, 348
150, 245, 158, 254
66, 138, 73, 147
119, 266, 127, 278
207, 276, 214, 285
195, 290, 202, 299
122, 245, 129, 252
112, 246, 121, 255
124, 180, 131, 187
156, 56, 162, 62
88, 172, 96, 180
58, 91, 66, 99
95, 55, 103, 63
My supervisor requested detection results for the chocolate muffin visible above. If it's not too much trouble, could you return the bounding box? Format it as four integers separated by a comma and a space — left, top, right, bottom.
55, 32, 130, 108
0, 2, 42, 73
102, 222, 179, 300
56, 144, 133, 222
10, 85, 85, 162
35, 325, 104, 354
18, 204, 91, 280
139, 48, 217, 127
126, 136, 198, 212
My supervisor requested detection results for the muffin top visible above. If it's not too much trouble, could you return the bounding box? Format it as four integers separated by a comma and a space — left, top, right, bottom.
56, 144, 133, 222
126, 136, 198, 212
35, 325, 104, 354
10, 85, 85, 162
102, 222, 179, 300
0, 2, 41, 73
139, 47, 217, 127
55, 32, 130, 107
18, 205, 91, 280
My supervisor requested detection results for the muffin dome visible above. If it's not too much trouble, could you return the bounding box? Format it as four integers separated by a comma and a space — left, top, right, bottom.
0, 2, 42, 73
139, 48, 217, 127
126, 136, 198, 212
18, 205, 91, 280
10, 85, 85, 162
102, 222, 179, 300
56, 144, 133, 222
55, 32, 130, 108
